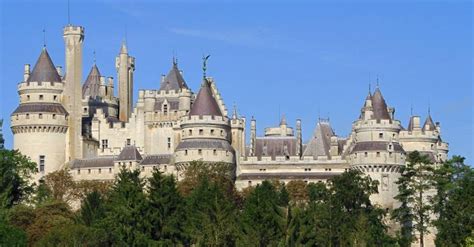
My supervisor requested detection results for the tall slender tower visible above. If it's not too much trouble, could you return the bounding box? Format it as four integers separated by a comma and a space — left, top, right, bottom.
63, 25, 84, 161
116, 42, 135, 122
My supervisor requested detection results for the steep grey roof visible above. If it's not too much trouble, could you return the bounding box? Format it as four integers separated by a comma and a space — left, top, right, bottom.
255, 137, 298, 158
189, 79, 222, 117
351, 141, 404, 153
12, 103, 68, 115
371, 88, 391, 120
159, 62, 188, 91
176, 138, 234, 152
238, 172, 336, 180
141, 155, 172, 165
303, 121, 334, 158
70, 156, 115, 168
27, 48, 62, 83
117, 146, 143, 161
82, 64, 101, 98
423, 115, 436, 131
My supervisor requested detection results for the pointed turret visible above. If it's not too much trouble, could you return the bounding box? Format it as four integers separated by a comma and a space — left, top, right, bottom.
280, 114, 287, 126
120, 41, 128, 54
27, 48, 62, 83
371, 88, 391, 120
303, 119, 334, 158
423, 114, 436, 131
159, 61, 188, 91
189, 79, 222, 117
82, 64, 101, 98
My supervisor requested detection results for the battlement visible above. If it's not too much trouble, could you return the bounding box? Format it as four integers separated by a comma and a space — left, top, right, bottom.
353, 118, 401, 131
139, 88, 192, 99
18, 81, 64, 91
180, 114, 229, 126
63, 25, 84, 35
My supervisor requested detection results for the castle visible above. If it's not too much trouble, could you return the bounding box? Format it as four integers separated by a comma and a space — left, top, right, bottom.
10, 24, 449, 210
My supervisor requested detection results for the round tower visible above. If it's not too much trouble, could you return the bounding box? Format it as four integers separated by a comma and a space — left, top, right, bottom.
348, 88, 405, 209
175, 78, 234, 171
11, 48, 68, 179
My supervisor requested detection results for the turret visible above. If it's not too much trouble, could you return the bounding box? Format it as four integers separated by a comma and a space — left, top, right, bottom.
230, 105, 246, 157
348, 86, 405, 209
107, 77, 114, 100
175, 78, 234, 170
11, 48, 68, 180
115, 42, 135, 122
63, 25, 84, 161
296, 119, 302, 157
250, 117, 256, 156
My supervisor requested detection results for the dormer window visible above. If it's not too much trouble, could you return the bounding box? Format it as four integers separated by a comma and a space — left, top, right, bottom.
26, 114, 30, 119
39, 113, 43, 119
198, 149, 202, 155
52, 114, 56, 119
376, 152, 381, 157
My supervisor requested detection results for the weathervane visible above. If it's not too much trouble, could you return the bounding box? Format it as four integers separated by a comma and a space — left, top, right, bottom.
202, 54, 210, 78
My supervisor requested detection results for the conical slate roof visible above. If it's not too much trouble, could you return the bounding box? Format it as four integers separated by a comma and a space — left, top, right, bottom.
82, 64, 101, 98
159, 62, 188, 91
303, 120, 334, 158
423, 115, 436, 131
27, 48, 62, 83
371, 88, 391, 120
189, 79, 222, 117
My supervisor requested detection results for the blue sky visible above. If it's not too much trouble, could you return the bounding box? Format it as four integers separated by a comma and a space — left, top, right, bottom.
0, 1, 472, 162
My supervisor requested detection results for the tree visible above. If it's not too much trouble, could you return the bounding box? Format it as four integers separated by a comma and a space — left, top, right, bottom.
79, 190, 105, 227
432, 156, 474, 246
35, 223, 108, 247
178, 160, 234, 197
0, 149, 37, 208
392, 151, 435, 247
185, 177, 240, 246
147, 168, 187, 244
43, 169, 77, 204
240, 180, 285, 246
286, 180, 308, 204
100, 168, 150, 246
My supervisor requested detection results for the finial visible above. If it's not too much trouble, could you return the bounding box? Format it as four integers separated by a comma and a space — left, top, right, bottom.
410, 104, 413, 116
232, 103, 238, 119
67, 0, 71, 25
202, 54, 210, 78
93, 50, 96, 64
428, 104, 431, 116
42, 28, 46, 48
369, 83, 371, 94
376, 74, 380, 88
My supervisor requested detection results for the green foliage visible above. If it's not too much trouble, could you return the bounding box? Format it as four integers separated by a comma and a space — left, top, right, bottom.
100, 168, 150, 246
0, 216, 27, 247
433, 156, 474, 246
35, 223, 108, 247
0, 149, 37, 208
185, 177, 240, 246
79, 190, 105, 227
147, 168, 187, 244
241, 180, 285, 246
392, 151, 435, 247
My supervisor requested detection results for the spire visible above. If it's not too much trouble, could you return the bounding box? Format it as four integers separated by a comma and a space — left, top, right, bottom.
371, 87, 391, 120
158, 60, 188, 91
189, 78, 222, 117
82, 64, 101, 98
120, 41, 128, 54
423, 113, 436, 131
27, 48, 62, 83
232, 103, 238, 119
280, 114, 287, 126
